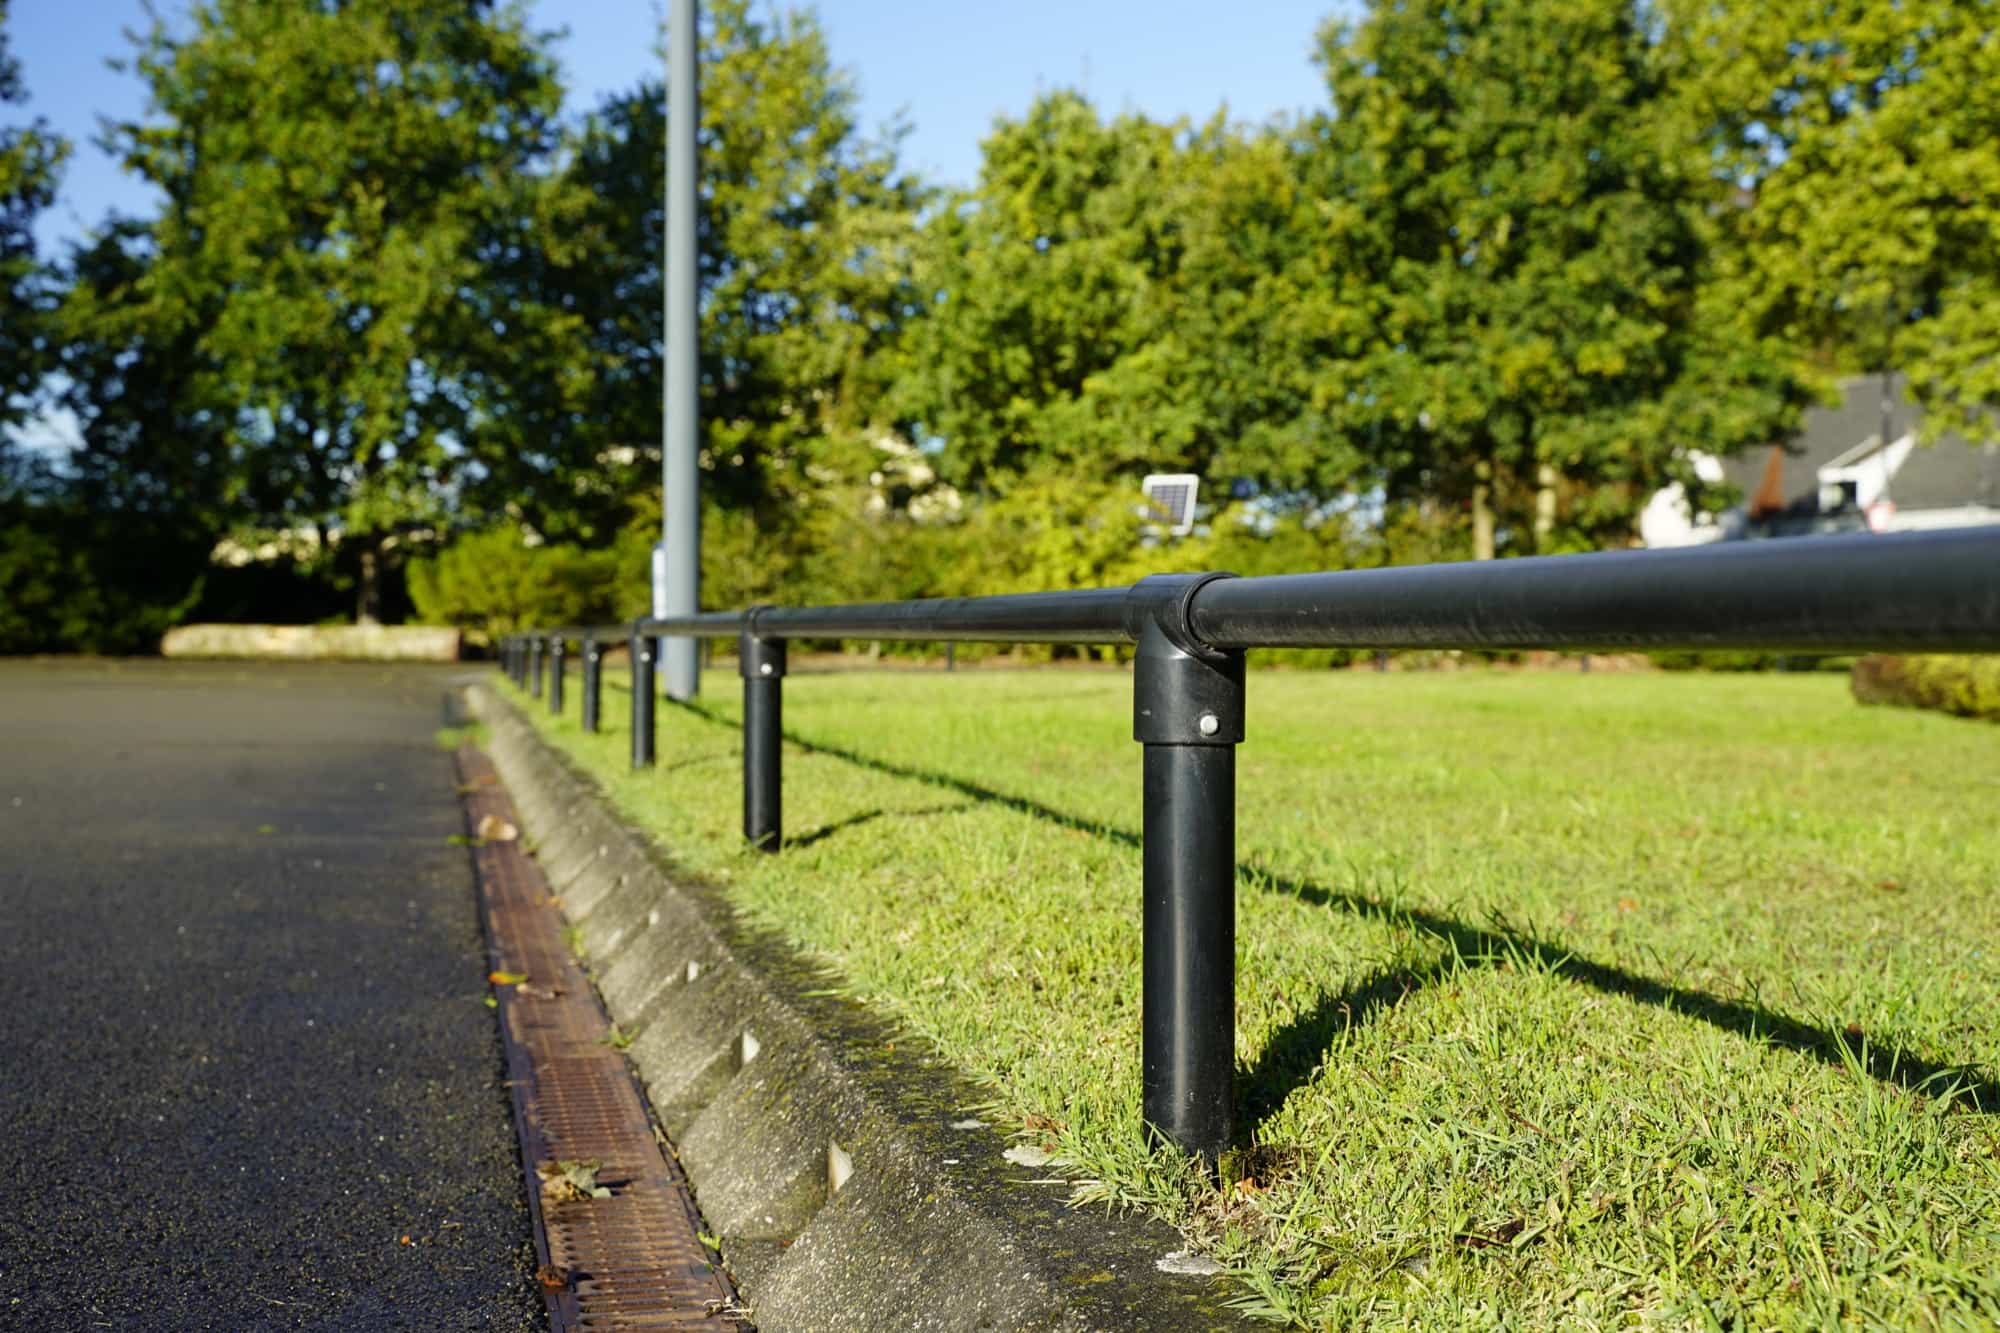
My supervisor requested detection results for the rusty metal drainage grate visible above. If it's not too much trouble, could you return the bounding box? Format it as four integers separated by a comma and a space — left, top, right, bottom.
457, 747, 751, 1331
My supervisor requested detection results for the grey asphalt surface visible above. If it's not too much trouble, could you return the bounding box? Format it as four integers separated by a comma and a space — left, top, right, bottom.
0, 661, 539, 1331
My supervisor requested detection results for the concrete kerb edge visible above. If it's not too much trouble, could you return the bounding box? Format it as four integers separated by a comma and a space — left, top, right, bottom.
463, 681, 1256, 1333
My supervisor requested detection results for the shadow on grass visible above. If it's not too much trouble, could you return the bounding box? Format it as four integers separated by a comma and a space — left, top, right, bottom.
785, 803, 975, 850
665, 698, 2000, 1125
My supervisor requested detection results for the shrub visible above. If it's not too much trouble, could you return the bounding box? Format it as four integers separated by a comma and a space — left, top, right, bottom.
406, 528, 630, 645
0, 495, 209, 654
1852, 654, 2000, 722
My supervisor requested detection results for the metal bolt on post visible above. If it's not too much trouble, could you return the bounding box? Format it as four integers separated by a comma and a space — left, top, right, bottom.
581, 637, 602, 733
528, 637, 545, 699
739, 626, 786, 851
547, 637, 566, 716
1126, 573, 1244, 1167
630, 628, 656, 770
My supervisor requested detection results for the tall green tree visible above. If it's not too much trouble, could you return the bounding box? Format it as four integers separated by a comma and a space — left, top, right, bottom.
0, 0, 64, 442
107, 0, 582, 620
480, 0, 928, 553
898, 93, 1369, 500
1313, 0, 1808, 557
1676, 0, 2000, 441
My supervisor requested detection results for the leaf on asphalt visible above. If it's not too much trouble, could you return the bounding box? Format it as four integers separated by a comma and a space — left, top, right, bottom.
488, 970, 528, 986
257, 824, 276, 835
535, 1263, 571, 1292
537, 1159, 611, 1202
475, 814, 518, 842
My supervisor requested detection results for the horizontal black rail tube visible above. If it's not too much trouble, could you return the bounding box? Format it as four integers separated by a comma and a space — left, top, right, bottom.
603, 528, 2000, 653
635, 611, 751, 640
537, 624, 634, 643
640, 586, 1132, 644
1189, 528, 2000, 653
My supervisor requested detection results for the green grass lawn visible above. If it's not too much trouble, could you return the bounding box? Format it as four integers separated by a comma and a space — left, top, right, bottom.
501, 663, 2000, 1329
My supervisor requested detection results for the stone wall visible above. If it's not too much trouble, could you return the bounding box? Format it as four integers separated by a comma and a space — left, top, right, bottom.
160, 623, 462, 661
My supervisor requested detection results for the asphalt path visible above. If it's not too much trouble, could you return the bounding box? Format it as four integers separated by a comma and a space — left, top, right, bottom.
0, 661, 538, 1331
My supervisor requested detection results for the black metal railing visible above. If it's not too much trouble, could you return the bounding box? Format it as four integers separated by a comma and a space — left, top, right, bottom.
499, 526, 2000, 1163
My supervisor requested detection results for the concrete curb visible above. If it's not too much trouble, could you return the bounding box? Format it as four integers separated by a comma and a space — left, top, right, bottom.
465, 682, 1256, 1332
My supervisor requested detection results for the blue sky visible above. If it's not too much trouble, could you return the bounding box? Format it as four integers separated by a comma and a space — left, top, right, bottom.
11, 0, 1346, 255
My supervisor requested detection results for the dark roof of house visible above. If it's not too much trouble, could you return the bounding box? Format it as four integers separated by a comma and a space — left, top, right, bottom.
1717, 373, 2000, 511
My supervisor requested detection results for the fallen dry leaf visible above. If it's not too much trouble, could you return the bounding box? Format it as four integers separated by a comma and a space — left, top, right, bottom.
476, 814, 518, 842
535, 1264, 571, 1292
488, 970, 528, 986
537, 1159, 611, 1203
1454, 1218, 1526, 1249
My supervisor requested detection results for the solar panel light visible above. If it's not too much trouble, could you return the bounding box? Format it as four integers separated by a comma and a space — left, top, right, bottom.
1140, 473, 1200, 536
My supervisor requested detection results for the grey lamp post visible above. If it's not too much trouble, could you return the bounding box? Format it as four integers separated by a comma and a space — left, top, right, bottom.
657, 0, 701, 700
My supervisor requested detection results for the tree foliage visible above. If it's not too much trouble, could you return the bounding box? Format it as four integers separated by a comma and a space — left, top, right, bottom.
1675, 0, 2000, 441
1310, 0, 1810, 556
106, 0, 581, 618
488, 0, 927, 546
898, 93, 1367, 500
0, 0, 61, 433
15, 0, 2000, 650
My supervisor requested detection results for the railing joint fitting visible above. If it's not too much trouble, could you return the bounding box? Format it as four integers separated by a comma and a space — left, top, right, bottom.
1127, 573, 1244, 747
739, 609, 787, 680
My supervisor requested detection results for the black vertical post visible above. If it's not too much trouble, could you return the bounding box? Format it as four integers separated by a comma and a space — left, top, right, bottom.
547, 637, 566, 716
630, 628, 656, 769
529, 636, 545, 699
1126, 574, 1244, 1166
739, 628, 786, 851
945, 641, 956, 672
581, 637, 602, 733
507, 636, 520, 686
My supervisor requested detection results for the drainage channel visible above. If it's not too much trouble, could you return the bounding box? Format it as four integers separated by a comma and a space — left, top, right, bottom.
457, 745, 752, 1331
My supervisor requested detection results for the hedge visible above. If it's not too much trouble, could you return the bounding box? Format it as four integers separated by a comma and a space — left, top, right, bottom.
1850, 654, 2000, 722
